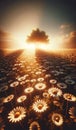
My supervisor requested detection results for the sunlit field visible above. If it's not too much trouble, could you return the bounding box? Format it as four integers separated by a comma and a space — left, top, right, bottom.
0, 0, 76, 129
0, 47, 76, 130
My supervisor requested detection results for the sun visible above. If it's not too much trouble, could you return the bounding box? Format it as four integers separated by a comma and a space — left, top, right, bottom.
25, 43, 36, 50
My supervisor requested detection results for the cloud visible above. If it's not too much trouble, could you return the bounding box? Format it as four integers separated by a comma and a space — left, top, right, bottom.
68, 31, 76, 48
0, 30, 8, 37
0, 30, 14, 49
0, 30, 8, 49
26, 28, 49, 44
60, 24, 74, 35
63, 31, 76, 48
70, 31, 76, 37
60, 24, 71, 29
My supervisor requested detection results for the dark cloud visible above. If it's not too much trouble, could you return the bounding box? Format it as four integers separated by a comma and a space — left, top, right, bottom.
26, 28, 49, 44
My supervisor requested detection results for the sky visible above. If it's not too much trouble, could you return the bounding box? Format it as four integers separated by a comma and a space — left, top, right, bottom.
0, 0, 76, 49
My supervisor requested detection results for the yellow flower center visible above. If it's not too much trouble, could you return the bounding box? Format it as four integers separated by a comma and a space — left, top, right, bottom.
54, 116, 60, 122
67, 95, 72, 99
53, 90, 57, 95
14, 111, 21, 118
38, 104, 43, 110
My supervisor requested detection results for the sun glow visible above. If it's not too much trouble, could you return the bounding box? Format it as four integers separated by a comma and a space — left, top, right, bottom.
31, 36, 64, 51
13, 34, 26, 49
12, 33, 64, 52
37, 43, 60, 52
12, 33, 38, 51
25, 43, 36, 51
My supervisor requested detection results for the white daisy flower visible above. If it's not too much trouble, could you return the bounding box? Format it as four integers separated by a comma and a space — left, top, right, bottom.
17, 95, 27, 103
32, 99, 48, 113
10, 81, 19, 88
29, 121, 40, 130
3, 94, 14, 103
24, 87, 34, 93
48, 87, 62, 97
63, 93, 76, 102
51, 113, 63, 126
35, 83, 46, 90
8, 106, 26, 123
